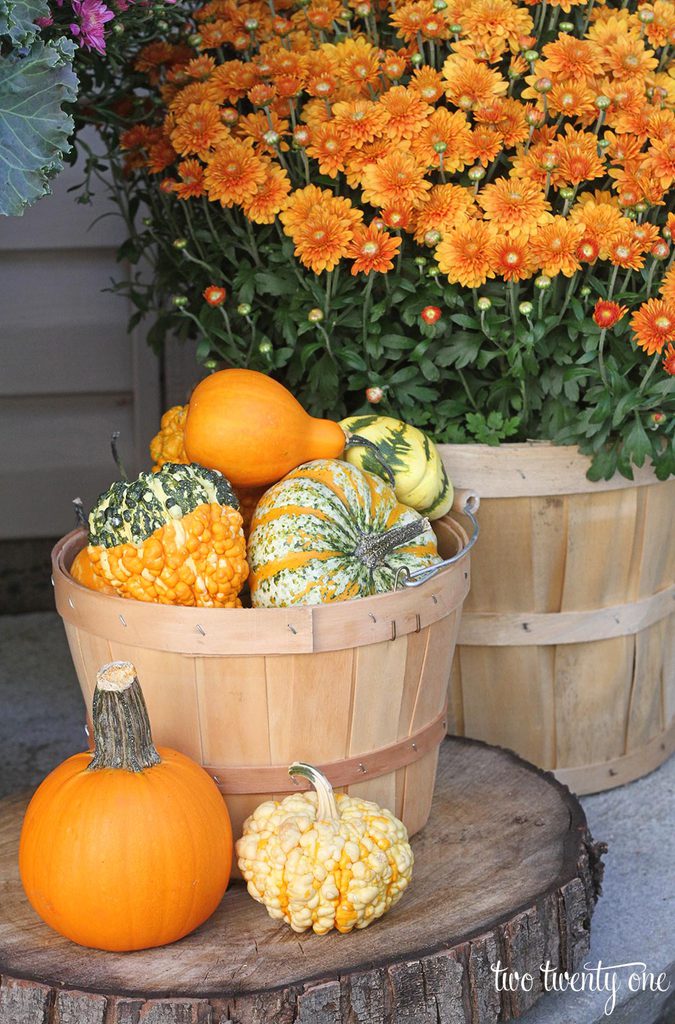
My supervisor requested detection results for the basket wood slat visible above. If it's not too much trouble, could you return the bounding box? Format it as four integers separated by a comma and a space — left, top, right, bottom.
52, 516, 470, 841
440, 442, 675, 794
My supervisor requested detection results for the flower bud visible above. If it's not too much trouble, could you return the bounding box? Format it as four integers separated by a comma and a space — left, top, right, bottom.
258, 340, 273, 355
204, 359, 218, 370
365, 386, 384, 403
468, 165, 486, 181
172, 238, 188, 250
414, 256, 428, 267
638, 7, 654, 22
535, 77, 552, 93
652, 241, 670, 260
648, 411, 665, 427
222, 107, 239, 125
237, 302, 252, 316
433, 141, 447, 154
579, 285, 591, 297
112, 21, 125, 34
558, 21, 574, 31
187, 33, 202, 46
244, 17, 258, 30
635, 201, 648, 213
427, 266, 441, 278
519, 301, 534, 316
449, 22, 462, 33
595, 95, 610, 110
523, 49, 538, 62
433, 0, 447, 9
477, 297, 492, 311
559, 187, 575, 200
534, 275, 552, 290
172, 295, 188, 308
263, 130, 279, 146
421, 305, 442, 324
410, 52, 424, 67
308, 307, 324, 323
424, 228, 442, 246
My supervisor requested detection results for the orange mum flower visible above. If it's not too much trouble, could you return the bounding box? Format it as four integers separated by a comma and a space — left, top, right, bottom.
630, 223, 661, 254
465, 126, 501, 167
478, 178, 550, 239
643, 136, 675, 194
410, 66, 445, 103
593, 300, 628, 329
663, 343, 675, 376
204, 139, 267, 207
642, 0, 675, 48
436, 220, 498, 288
291, 201, 363, 274
329, 37, 381, 93
347, 223, 401, 275
379, 86, 432, 141
569, 195, 624, 259
489, 235, 536, 282
553, 126, 606, 187
411, 108, 472, 172
442, 55, 508, 109
603, 36, 658, 80
391, 1, 437, 42
413, 184, 475, 243
475, 98, 530, 148
168, 81, 218, 117
175, 158, 206, 199
203, 285, 226, 306
547, 82, 598, 125
306, 122, 354, 178
380, 203, 415, 231
241, 164, 291, 224
461, 0, 533, 56
236, 111, 290, 156
538, 36, 606, 82
660, 264, 675, 305
608, 231, 645, 270
171, 101, 230, 159
361, 149, 432, 210
528, 217, 584, 278
631, 299, 675, 355
332, 99, 390, 149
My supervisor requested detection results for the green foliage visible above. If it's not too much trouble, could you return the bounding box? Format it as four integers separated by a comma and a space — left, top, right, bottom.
0, 0, 77, 215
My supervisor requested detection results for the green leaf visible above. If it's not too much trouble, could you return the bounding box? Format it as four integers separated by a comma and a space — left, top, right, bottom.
623, 415, 651, 467
0, 0, 48, 44
0, 35, 78, 215
254, 271, 295, 296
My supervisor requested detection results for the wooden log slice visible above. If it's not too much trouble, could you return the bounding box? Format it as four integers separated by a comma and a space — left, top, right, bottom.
0, 738, 606, 1024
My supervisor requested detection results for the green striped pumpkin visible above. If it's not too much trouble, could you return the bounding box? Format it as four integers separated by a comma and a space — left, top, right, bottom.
340, 415, 453, 521
248, 459, 441, 607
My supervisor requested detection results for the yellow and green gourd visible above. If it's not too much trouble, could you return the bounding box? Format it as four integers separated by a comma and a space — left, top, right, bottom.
340, 415, 453, 521
247, 459, 440, 607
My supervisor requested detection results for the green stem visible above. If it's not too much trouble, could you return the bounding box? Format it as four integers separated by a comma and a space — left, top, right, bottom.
288, 763, 339, 821
638, 351, 661, 395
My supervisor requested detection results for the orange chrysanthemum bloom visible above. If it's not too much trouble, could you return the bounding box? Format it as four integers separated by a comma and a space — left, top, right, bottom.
343, 139, 391, 189
436, 220, 498, 288
379, 86, 433, 141
171, 101, 230, 158
280, 185, 328, 235
461, 0, 533, 56
291, 202, 363, 274
602, 130, 644, 170
603, 35, 658, 80
643, 135, 675, 194
347, 223, 401, 275
236, 111, 290, 155
442, 55, 508, 109
331, 99, 391, 149
553, 126, 606, 187
241, 164, 292, 224
197, 19, 230, 51
478, 178, 550, 239
175, 158, 206, 199
185, 55, 217, 81
360, 149, 432, 210
328, 37, 381, 93
168, 81, 219, 117
642, 0, 675, 48
391, 1, 438, 42
630, 222, 661, 254
204, 139, 267, 207
660, 264, 675, 305
380, 203, 415, 232
537, 36, 606, 82
412, 184, 475, 243
208, 61, 260, 105
593, 300, 628, 329
306, 121, 354, 178
489, 235, 536, 282
528, 217, 585, 278
411, 108, 472, 172
547, 82, 598, 125
663, 343, 675, 376
465, 126, 502, 167
631, 299, 675, 356
608, 231, 646, 270
410, 66, 445, 103
568, 194, 624, 260
146, 137, 177, 175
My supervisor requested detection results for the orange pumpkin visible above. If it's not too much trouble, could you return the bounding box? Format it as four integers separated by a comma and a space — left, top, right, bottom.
19, 661, 232, 952
69, 546, 116, 595
183, 369, 346, 488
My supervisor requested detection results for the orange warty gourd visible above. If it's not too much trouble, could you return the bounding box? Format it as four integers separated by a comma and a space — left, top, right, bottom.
19, 661, 233, 952
183, 369, 346, 488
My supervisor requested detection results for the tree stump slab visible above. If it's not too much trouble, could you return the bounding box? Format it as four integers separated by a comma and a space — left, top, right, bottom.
0, 738, 606, 1024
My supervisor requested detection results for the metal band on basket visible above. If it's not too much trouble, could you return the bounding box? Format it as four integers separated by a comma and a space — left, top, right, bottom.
203, 705, 449, 794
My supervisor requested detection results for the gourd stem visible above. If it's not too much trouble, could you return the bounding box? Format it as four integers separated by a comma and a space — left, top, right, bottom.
72, 497, 87, 530
88, 662, 161, 773
110, 431, 129, 482
354, 518, 430, 569
344, 434, 396, 488
288, 762, 340, 823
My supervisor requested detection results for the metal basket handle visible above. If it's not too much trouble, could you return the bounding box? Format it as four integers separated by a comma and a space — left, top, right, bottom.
394, 495, 480, 590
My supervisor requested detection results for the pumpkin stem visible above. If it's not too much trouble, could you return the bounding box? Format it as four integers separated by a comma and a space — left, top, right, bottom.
344, 434, 396, 489
110, 431, 129, 482
354, 517, 430, 570
288, 762, 340, 823
88, 662, 161, 773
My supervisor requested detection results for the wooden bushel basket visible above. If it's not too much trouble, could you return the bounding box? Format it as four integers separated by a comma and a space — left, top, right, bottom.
51, 508, 474, 840
440, 442, 675, 795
